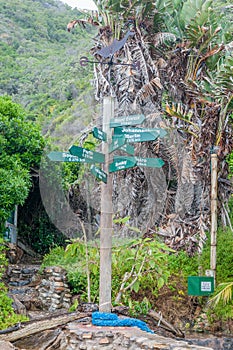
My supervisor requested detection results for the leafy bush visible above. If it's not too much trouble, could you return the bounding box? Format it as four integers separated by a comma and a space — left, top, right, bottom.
0, 96, 45, 231
199, 227, 233, 283
42, 237, 174, 306
167, 250, 199, 277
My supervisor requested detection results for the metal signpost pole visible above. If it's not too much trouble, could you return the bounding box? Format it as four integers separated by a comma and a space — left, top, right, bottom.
99, 96, 114, 312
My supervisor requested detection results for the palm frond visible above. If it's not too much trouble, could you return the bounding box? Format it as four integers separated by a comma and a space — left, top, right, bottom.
153, 32, 176, 47
133, 77, 163, 105
207, 282, 233, 308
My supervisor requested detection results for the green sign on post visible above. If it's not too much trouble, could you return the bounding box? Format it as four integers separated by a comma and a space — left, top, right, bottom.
69, 145, 105, 163
109, 157, 136, 172
48, 151, 94, 163
90, 165, 107, 183
110, 114, 145, 127
188, 276, 214, 296
92, 127, 107, 142
114, 126, 167, 139
109, 135, 126, 153
119, 143, 135, 155
114, 156, 164, 168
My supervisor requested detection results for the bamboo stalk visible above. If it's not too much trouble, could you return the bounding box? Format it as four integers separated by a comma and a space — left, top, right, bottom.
210, 152, 218, 284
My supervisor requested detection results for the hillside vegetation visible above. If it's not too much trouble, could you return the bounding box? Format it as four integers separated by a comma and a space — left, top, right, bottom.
0, 0, 98, 147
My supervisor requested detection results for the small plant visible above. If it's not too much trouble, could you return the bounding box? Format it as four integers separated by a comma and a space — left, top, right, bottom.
128, 297, 152, 317
208, 281, 233, 308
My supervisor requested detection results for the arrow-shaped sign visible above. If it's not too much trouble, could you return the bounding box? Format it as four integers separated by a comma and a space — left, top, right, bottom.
114, 126, 167, 138
90, 165, 107, 183
110, 114, 145, 127
114, 129, 158, 143
48, 151, 95, 163
114, 156, 165, 168
109, 135, 126, 153
119, 143, 135, 155
69, 145, 105, 163
92, 127, 107, 142
109, 157, 136, 172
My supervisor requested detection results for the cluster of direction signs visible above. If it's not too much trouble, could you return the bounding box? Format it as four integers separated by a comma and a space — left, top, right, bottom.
48, 114, 167, 184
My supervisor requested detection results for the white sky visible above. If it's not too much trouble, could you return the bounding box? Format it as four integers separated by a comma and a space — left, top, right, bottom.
61, 0, 98, 10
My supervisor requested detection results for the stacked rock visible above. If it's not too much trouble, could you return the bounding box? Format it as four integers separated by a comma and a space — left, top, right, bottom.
38, 266, 72, 311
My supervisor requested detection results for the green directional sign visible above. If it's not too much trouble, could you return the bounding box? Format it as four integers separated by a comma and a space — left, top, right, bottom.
90, 165, 107, 183
114, 126, 167, 139
109, 157, 136, 173
48, 151, 94, 163
110, 114, 145, 127
135, 156, 164, 168
109, 135, 126, 153
119, 143, 135, 155
92, 127, 107, 142
114, 156, 164, 168
114, 129, 158, 143
69, 145, 105, 163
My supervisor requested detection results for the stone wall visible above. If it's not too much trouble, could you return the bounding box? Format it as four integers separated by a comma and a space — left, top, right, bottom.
63, 323, 214, 350
38, 266, 72, 311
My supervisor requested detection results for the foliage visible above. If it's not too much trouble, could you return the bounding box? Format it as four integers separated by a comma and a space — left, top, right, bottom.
112, 238, 174, 304
207, 281, 233, 321
42, 237, 174, 305
0, 237, 28, 330
167, 250, 199, 278
199, 227, 233, 283
208, 281, 233, 308
0, 0, 97, 147
0, 96, 45, 231
19, 213, 66, 255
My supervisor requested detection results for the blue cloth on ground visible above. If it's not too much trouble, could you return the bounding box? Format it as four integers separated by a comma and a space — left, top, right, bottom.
92, 312, 154, 333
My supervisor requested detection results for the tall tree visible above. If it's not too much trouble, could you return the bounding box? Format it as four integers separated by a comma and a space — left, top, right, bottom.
0, 96, 45, 232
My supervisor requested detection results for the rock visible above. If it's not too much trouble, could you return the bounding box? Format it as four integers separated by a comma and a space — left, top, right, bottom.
0, 341, 17, 349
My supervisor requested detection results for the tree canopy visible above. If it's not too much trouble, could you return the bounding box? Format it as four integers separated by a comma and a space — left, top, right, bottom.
0, 96, 45, 230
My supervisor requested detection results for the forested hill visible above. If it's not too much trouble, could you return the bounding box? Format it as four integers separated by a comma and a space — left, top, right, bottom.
0, 0, 97, 147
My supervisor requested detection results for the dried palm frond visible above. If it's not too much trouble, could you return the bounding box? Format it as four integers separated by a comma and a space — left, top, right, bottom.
133, 77, 163, 106
152, 32, 176, 47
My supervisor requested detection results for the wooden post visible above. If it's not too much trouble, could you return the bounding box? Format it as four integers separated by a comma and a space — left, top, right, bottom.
210, 151, 218, 284
99, 96, 114, 312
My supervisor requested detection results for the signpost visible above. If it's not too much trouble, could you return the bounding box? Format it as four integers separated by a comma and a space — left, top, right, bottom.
109, 157, 136, 173
90, 165, 107, 184
69, 145, 105, 163
93, 127, 107, 142
47, 34, 168, 315
110, 114, 145, 127
47, 99, 167, 315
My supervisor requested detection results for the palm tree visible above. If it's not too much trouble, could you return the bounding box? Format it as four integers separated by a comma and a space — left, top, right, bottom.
68, 0, 233, 252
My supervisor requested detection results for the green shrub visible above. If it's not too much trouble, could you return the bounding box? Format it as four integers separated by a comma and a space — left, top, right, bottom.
167, 250, 199, 277
42, 237, 174, 306
199, 227, 233, 283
